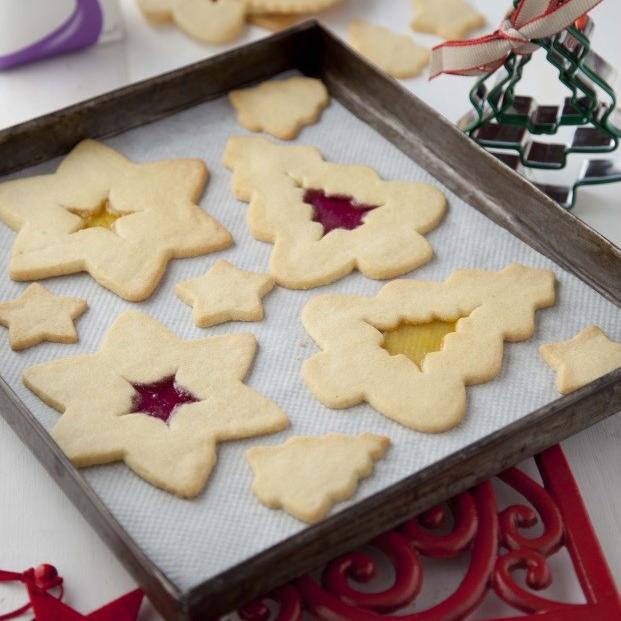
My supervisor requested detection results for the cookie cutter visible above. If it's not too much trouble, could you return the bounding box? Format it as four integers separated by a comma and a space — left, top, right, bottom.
459, 14, 621, 208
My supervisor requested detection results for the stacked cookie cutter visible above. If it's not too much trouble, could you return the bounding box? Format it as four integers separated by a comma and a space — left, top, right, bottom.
458, 15, 621, 210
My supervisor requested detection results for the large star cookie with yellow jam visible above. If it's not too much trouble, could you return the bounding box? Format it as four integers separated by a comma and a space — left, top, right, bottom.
302, 264, 555, 432
23, 311, 288, 498
0, 139, 232, 301
223, 136, 446, 289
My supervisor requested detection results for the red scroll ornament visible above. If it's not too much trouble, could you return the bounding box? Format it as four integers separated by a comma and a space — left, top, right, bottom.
429, 0, 604, 78
234, 445, 621, 621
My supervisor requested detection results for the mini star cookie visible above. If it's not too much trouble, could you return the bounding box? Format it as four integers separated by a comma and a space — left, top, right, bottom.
0, 140, 232, 301
223, 136, 446, 289
0, 283, 87, 351
540, 325, 621, 395
229, 77, 329, 140
137, 0, 246, 44
411, 0, 485, 40
247, 433, 390, 523
245, 0, 340, 15
23, 311, 288, 498
348, 20, 430, 79
175, 259, 274, 328
302, 264, 555, 432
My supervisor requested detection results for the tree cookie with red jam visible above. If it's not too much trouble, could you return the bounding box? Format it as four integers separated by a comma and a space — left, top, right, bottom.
0, 139, 232, 301
302, 264, 555, 432
223, 136, 446, 289
23, 311, 288, 498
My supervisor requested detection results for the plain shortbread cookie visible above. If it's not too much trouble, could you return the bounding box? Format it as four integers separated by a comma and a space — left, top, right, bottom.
540, 325, 621, 394
247, 433, 390, 523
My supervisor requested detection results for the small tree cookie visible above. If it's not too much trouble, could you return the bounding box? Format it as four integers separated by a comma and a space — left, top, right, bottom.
23, 311, 288, 498
302, 264, 555, 432
229, 77, 329, 140
223, 136, 446, 289
349, 20, 430, 79
247, 433, 390, 523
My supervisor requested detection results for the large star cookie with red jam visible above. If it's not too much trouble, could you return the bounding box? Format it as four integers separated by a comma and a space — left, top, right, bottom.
302, 264, 555, 432
23, 311, 288, 498
0, 139, 232, 301
223, 136, 446, 289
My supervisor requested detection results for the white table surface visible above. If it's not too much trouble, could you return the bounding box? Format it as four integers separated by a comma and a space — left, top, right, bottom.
1, 1, 619, 619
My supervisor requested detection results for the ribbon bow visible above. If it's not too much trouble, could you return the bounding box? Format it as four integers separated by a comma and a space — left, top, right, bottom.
429, 0, 603, 79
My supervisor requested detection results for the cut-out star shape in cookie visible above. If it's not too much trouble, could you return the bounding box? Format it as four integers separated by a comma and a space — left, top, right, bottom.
23, 311, 288, 498
540, 325, 621, 395
0, 139, 232, 301
0, 283, 87, 351
411, 0, 485, 40
175, 259, 274, 328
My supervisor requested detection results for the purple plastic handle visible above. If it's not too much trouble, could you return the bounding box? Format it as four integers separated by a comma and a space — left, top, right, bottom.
0, 0, 103, 70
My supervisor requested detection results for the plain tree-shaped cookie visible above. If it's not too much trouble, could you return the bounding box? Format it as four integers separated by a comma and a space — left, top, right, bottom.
247, 433, 390, 523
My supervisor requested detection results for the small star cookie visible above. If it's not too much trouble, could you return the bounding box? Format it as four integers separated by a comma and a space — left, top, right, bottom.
0, 283, 87, 351
23, 311, 288, 498
245, 0, 341, 15
540, 325, 621, 395
349, 21, 430, 79
247, 433, 390, 523
137, 0, 246, 44
0, 139, 232, 301
175, 259, 274, 328
411, 0, 485, 40
246, 12, 301, 31
223, 136, 446, 289
229, 77, 329, 140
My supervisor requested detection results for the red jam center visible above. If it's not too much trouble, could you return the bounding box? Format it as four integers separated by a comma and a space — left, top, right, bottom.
129, 375, 198, 423
303, 189, 378, 235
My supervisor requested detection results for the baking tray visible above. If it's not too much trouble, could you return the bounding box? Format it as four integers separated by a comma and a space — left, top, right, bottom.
0, 22, 619, 621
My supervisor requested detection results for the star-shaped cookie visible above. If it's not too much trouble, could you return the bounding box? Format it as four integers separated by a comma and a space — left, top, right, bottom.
23, 311, 288, 497
0, 139, 232, 301
540, 325, 621, 395
175, 260, 274, 327
0, 283, 87, 351
411, 0, 485, 40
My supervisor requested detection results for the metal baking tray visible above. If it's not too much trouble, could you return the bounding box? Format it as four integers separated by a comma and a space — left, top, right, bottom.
0, 22, 619, 621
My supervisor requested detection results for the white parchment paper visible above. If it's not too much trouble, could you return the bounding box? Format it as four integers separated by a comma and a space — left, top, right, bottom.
0, 76, 619, 591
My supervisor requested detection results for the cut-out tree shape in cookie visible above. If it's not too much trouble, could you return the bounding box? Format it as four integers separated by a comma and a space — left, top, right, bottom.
0, 140, 232, 301
302, 264, 555, 433
223, 136, 446, 289
540, 325, 621, 395
247, 433, 390, 523
23, 311, 288, 498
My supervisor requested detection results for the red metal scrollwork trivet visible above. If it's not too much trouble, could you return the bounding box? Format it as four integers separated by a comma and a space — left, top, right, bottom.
232, 445, 621, 621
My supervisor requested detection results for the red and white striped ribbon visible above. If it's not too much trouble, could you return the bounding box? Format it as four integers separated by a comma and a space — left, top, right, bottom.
429, 0, 603, 79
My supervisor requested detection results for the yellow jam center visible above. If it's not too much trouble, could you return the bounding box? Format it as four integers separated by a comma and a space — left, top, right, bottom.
382, 320, 457, 368
79, 201, 121, 230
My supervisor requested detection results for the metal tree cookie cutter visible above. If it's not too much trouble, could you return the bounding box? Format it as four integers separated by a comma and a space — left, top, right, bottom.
459, 14, 621, 209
